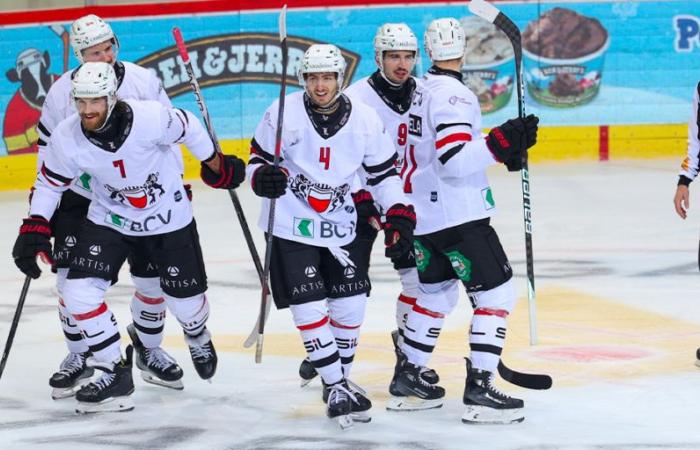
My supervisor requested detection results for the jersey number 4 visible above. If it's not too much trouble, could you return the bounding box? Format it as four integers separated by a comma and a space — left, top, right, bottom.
319, 146, 331, 170
112, 159, 126, 178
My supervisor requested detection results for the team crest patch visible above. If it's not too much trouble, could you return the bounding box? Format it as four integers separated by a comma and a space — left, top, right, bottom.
446, 250, 472, 282
105, 173, 165, 209
289, 173, 349, 213
413, 240, 431, 273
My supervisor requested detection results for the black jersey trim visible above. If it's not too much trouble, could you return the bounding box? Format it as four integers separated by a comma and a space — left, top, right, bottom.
248, 156, 268, 167
428, 65, 463, 82
174, 110, 187, 142
250, 138, 276, 163
694, 81, 700, 177
363, 152, 398, 173
176, 108, 189, 125
436, 122, 471, 133
37, 121, 50, 138
438, 143, 465, 165
366, 168, 398, 186
37, 138, 47, 147
41, 163, 73, 185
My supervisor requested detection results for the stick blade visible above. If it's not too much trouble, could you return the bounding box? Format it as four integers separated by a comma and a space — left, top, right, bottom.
468, 0, 500, 23
279, 4, 288, 42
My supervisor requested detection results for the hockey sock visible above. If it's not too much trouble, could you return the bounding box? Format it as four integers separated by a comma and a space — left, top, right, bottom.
291, 300, 344, 385
63, 277, 121, 363
402, 303, 445, 368
469, 280, 516, 372
56, 268, 88, 353
396, 268, 420, 343
130, 276, 166, 349
164, 293, 209, 337
328, 294, 366, 378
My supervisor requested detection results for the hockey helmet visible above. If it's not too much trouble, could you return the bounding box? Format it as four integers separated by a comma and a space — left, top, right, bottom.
374, 23, 418, 77
72, 61, 118, 124
298, 44, 347, 97
424, 18, 466, 62
70, 14, 119, 64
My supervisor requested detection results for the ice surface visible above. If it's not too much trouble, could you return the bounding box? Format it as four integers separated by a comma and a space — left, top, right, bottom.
1, 160, 700, 449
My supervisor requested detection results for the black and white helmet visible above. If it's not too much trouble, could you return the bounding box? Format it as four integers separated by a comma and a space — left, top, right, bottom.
298, 44, 346, 97
424, 18, 466, 62
70, 14, 119, 64
72, 62, 118, 126
374, 23, 418, 76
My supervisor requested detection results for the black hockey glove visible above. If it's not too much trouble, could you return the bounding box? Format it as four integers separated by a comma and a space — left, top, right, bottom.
252, 165, 288, 198
487, 114, 539, 165
384, 204, 416, 259
12, 216, 53, 279
200, 153, 246, 190
352, 190, 382, 232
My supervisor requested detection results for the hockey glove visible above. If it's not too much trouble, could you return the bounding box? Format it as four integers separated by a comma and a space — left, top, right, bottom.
200, 153, 246, 190
384, 204, 416, 259
487, 114, 539, 165
252, 165, 288, 198
352, 189, 382, 232
12, 216, 54, 279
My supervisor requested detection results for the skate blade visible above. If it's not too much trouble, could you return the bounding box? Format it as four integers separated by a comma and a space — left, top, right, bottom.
51, 376, 94, 400
386, 396, 443, 411
335, 414, 354, 430
461, 405, 524, 424
350, 411, 371, 423
140, 371, 184, 390
75, 396, 134, 414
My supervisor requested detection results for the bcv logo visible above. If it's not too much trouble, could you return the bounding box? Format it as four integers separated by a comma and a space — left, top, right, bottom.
674, 15, 700, 52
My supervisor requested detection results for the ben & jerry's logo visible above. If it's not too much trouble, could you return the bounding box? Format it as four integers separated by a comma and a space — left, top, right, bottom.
136, 33, 361, 97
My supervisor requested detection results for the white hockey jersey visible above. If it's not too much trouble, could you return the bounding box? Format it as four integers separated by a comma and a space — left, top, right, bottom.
37, 61, 177, 198
679, 81, 700, 183
30, 100, 215, 237
406, 69, 499, 235
246, 91, 408, 247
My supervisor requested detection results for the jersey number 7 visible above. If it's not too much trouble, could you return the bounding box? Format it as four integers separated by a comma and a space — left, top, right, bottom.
112, 159, 126, 178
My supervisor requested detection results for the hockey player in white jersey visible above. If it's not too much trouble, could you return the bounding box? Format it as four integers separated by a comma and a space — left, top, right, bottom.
342, 23, 441, 397
247, 44, 415, 428
393, 18, 538, 423
36, 14, 187, 397
12, 62, 246, 413
672, 80, 700, 366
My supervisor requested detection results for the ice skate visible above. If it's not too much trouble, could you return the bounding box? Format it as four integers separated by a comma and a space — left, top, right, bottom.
49, 351, 94, 400
299, 357, 318, 387
185, 328, 217, 380
387, 361, 445, 411
323, 379, 372, 423
391, 330, 439, 384
325, 381, 355, 430
462, 358, 524, 424
127, 324, 184, 390
75, 345, 134, 414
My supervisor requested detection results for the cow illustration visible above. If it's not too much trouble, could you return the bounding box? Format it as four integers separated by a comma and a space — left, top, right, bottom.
3, 48, 59, 154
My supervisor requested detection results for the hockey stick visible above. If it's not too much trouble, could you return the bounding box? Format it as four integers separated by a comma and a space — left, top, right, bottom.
0, 276, 31, 379
172, 27, 271, 346
48, 25, 70, 73
468, 0, 538, 346
254, 5, 289, 363
498, 360, 552, 390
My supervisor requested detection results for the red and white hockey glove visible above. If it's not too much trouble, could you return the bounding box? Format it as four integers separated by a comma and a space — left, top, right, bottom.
486, 114, 539, 168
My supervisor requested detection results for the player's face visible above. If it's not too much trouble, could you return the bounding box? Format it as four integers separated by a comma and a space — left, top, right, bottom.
81, 40, 116, 64
382, 50, 416, 84
305, 72, 339, 107
76, 97, 109, 131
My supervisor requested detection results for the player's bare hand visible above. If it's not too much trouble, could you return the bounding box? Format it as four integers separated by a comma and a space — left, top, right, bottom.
674, 184, 690, 219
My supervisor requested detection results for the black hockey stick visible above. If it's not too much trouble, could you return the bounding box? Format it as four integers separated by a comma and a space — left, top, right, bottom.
469, 0, 538, 345
498, 360, 552, 390
172, 27, 271, 344
255, 4, 289, 363
0, 276, 31, 379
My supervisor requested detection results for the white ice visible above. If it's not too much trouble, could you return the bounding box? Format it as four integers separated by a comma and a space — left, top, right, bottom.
1, 159, 700, 449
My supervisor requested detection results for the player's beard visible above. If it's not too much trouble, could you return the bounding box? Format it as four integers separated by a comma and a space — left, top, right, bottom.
80, 108, 108, 131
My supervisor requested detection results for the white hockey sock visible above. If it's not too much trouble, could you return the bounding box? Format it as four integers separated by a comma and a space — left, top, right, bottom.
291, 301, 343, 385
130, 292, 166, 349
328, 294, 366, 378
63, 277, 121, 364
402, 304, 445, 368
56, 268, 88, 353
395, 293, 415, 343
165, 293, 209, 337
470, 308, 507, 373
